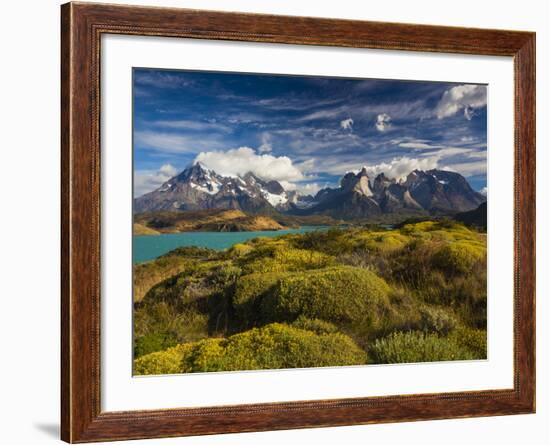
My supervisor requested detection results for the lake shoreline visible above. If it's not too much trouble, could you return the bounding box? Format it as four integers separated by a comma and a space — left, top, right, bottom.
133, 225, 329, 264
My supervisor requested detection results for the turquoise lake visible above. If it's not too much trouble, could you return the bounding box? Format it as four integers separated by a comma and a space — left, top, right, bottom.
133, 226, 328, 264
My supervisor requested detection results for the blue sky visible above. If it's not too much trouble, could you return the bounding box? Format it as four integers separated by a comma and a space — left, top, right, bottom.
133, 68, 487, 197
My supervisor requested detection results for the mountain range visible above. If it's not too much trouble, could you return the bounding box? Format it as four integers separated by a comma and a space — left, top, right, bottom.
134, 162, 486, 220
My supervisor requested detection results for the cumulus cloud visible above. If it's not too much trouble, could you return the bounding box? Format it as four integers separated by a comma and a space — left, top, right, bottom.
340, 118, 354, 131
134, 163, 178, 197
194, 147, 304, 182
375, 113, 391, 132
435, 84, 487, 119
295, 182, 324, 196
363, 156, 440, 181
158, 164, 177, 176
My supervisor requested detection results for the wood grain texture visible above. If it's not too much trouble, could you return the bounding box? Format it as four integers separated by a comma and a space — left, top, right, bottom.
60, 2, 536, 442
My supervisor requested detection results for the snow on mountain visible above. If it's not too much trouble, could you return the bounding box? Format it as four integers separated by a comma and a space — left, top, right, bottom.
134, 162, 486, 219
134, 163, 291, 214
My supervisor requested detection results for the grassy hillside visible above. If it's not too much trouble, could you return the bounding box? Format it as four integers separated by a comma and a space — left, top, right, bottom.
133, 220, 487, 374
133, 223, 160, 236
135, 209, 287, 233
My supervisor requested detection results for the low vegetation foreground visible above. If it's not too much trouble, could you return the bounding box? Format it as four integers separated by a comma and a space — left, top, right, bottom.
133, 220, 487, 375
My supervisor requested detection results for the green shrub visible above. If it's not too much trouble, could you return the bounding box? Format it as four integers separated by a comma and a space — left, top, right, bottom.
432, 240, 486, 274
419, 305, 458, 335
451, 266, 488, 328
385, 239, 444, 289
291, 228, 357, 256
400, 221, 438, 235
205, 265, 243, 335
365, 288, 424, 337
181, 324, 366, 372
134, 332, 178, 358
133, 256, 192, 303
370, 331, 475, 364
134, 324, 366, 375
227, 243, 254, 258
141, 260, 230, 309
261, 266, 391, 329
160, 246, 217, 259
241, 246, 335, 274
361, 232, 409, 253
207, 264, 242, 289
291, 316, 340, 334
133, 302, 209, 344
233, 272, 289, 325
449, 327, 487, 359
134, 343, 193, 375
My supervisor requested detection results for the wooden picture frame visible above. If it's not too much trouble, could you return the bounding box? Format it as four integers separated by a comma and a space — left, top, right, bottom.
61, 2, 535, 442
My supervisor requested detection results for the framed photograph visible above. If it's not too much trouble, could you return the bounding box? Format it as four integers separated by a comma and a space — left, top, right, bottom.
61, 2, 535, 442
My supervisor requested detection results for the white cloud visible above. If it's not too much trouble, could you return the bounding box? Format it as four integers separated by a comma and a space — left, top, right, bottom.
420, 147, 474, 158
375, 113, 391, 132
435, 84, 487, 119
278, 181, 321, 194
258, 133, 272, 153
295, 182, 324, 196
465, 150, 487, 159
340, 118, 354, 131
159, 164, 177, 176
363, 156, 439, 180
297, 106, 347, 122
134, 163, 178, 197
135, 130, 224, 153
479, 187, 488, 196
194, 147, 304, 183
134, 71, 195, 89
135, 131, 192, 153
279, 181, 296, 191
441, 160, 487, 177
282, 181, 324, 196
398, 141, 436, 150
152, 119, 231, 133
397, 140, 480, 159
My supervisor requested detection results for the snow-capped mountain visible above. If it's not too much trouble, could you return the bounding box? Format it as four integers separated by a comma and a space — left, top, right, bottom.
134, 163, 292, 214
134, 163, 486, 219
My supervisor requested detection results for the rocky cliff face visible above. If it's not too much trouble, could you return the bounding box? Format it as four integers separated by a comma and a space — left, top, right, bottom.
289, 168, 485, 219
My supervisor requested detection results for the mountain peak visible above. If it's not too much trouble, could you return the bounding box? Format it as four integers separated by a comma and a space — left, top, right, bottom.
135, 165, 291, 214
358, 166, 369, 177
135, 164, 485, 219
242, 171, 261, 183
373, 172, 394, 195
176, 162, 212, 180
340, 169, 373, 197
